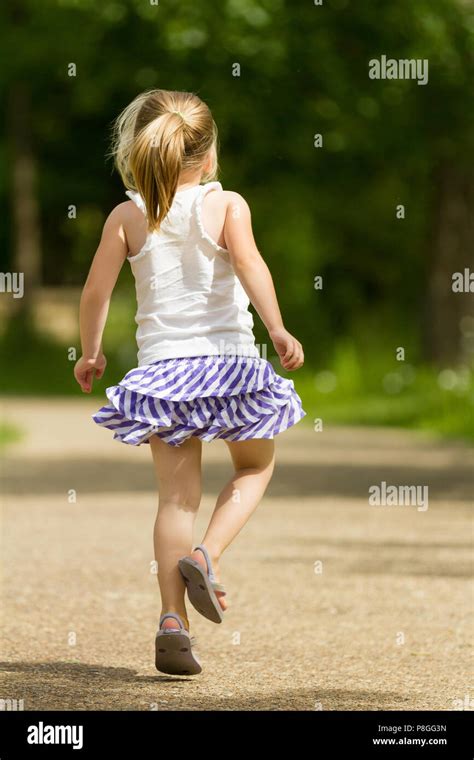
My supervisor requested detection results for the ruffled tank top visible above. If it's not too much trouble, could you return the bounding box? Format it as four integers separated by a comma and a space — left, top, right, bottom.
125, 181, 260, 366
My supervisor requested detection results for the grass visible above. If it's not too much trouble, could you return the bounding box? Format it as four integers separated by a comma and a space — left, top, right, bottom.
289, 352, 474, 443
0, 422, 23, 448
1, 315, 473, 443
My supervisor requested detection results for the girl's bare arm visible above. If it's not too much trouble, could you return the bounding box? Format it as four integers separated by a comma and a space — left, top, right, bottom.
223, 192, 304, 371
74, 204, 129, 392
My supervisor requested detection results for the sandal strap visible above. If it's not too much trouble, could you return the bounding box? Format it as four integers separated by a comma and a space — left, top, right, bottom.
194, 544, 216, 582
159, 612, 186, 630
194, 544, 226, 595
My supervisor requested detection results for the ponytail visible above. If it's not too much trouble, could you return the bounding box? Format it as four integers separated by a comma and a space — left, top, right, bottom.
111, 89, 218, 232
130, 112, 185, 231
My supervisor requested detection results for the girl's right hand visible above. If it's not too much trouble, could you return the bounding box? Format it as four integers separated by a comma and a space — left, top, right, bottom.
74, 354, 107, 393
269, 327, 304, 371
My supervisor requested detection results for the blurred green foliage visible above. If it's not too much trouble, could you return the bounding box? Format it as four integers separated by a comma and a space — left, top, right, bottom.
0, 0, 473, 439
0, 421, 23, 447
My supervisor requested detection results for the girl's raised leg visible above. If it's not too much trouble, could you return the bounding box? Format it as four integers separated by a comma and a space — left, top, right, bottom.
149, 434, 202, 631
192, 438, 276, 610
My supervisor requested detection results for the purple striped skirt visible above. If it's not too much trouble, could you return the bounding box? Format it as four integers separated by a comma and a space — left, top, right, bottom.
92, 355, 306, 447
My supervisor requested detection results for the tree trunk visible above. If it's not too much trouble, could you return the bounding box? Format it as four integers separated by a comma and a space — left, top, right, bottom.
423, 164, 474, 366
8, 82, 42, 318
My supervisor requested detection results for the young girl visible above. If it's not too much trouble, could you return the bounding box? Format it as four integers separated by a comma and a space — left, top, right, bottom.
74, 89, 306, 676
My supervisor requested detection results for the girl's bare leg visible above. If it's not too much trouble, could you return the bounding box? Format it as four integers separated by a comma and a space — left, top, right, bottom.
192, 438, 276, 610
149, 434, 202, 631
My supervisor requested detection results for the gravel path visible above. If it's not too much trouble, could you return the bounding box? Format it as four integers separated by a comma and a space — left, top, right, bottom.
1, 397, 472, 710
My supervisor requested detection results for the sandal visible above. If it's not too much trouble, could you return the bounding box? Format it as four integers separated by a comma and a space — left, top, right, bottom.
178, 544, 226, 624
155, 613, 202, 675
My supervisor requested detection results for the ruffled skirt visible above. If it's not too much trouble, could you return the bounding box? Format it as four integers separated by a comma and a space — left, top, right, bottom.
92, 355, 306, 447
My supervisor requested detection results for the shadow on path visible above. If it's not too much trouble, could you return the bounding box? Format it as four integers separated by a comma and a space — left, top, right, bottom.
2, 458, 472, 501
0, 661, 409, 711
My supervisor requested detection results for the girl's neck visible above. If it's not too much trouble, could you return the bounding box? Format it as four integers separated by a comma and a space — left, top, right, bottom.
176, 170, 203, 193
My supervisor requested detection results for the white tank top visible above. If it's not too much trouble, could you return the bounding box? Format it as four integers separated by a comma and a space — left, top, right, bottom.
125, 181, 260, 366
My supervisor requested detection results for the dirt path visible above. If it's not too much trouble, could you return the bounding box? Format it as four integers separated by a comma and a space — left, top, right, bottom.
1, 397, 472, 710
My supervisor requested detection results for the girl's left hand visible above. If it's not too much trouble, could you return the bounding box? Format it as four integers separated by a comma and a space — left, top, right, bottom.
74, 354, 107, 393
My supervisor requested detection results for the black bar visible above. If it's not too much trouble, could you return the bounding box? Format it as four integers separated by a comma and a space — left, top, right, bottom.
0, 710, 471, 757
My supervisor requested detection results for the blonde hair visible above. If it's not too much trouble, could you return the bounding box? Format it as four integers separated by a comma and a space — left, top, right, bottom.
111, 89, 219, 231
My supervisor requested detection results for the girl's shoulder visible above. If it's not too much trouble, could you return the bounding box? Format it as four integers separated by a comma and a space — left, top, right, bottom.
107, 197, 147, 257
99, 200, 141, 234
204, 185, 251, 217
